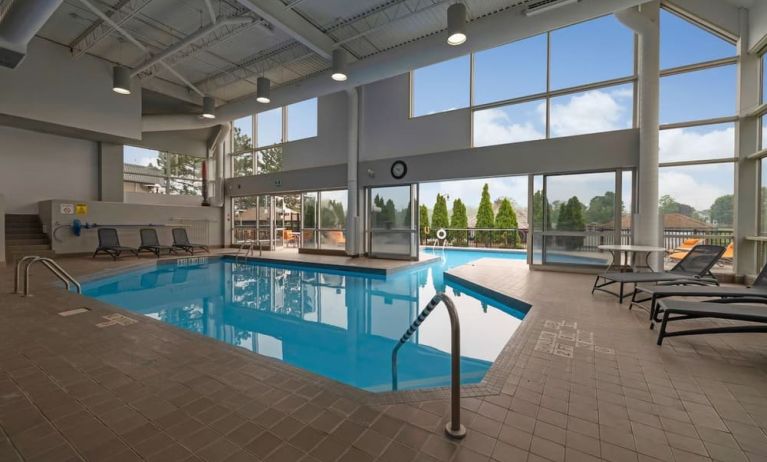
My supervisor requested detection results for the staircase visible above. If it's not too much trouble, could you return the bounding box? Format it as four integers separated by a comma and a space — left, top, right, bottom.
5, 214, 54, 263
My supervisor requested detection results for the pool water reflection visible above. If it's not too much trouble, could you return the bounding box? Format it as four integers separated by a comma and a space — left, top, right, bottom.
83, 250, 528, 391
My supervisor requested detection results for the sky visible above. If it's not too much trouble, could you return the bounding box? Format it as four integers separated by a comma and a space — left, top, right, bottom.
419, 177, 528, 212
124, 145, 160, 166
232, 98, 318, 149
413, 10, 737, 214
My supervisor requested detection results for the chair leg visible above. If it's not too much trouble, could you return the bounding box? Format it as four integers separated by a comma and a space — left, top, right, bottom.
657, 311, 671, 345
591, 275, 600, 294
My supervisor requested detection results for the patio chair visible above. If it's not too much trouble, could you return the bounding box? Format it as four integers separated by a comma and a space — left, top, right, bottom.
172, 228, 209, 255
591, 244, 725, 303
656, 298, 767, 345
672, 238, 704, 253
631, 260, 767, 326
138, 228, 176, 258
93, 228, 138, 260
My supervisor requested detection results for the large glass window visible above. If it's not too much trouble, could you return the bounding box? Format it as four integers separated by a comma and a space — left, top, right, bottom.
761, 161, 767, 234
465, 13, 636, 147
549, 84, 633, 138
411, 55, 470, 117
319, 190, 347, 250
287, 98, 318, 142
659, 123, 735, 163
473, 34, 547, 105
660, 9, 735, 69
232, 116, 253, 152
123, 146, 203, 196
549, 15, 634, 90
659, 163, 734, 229
660, 65, 737, 124
257, 108, 283, 147
473, 100, 545, 147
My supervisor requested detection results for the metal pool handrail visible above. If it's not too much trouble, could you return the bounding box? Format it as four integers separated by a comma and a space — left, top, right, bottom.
15, 256, 81, 296
391, 292, 466, 439
235, 241, 263, 261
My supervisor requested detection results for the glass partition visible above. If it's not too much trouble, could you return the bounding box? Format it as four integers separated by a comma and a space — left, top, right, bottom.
530, 170, 632, 267
367, 185, 418, 260
319, 190, 348, 251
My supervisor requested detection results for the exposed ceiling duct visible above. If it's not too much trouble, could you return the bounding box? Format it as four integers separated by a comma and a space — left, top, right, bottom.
0, 0, 63, 68
142, 0, 646, 132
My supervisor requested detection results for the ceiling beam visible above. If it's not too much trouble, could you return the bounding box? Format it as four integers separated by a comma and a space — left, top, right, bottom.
235, 0, 334, 59
69, 0, 154, 57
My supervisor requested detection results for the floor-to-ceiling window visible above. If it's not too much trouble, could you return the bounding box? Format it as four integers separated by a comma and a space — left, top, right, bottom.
124, 146, 205, 196
228, 98, 318, 178
658, 8, 737, 259
411, 14, 637, 146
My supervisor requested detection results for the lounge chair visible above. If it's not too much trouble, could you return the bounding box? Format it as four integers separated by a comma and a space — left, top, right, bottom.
592, 244, 725, 303
172, 228, 209, 255
138, 228, 176, 258
632, 260, 767, 325
669, 242, 732, 262
656, 298, 767, 345
672, 238, 703, 253
93, 228, 138, 260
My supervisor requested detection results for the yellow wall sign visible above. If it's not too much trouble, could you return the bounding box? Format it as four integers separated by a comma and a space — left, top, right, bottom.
75, 203, 88, 215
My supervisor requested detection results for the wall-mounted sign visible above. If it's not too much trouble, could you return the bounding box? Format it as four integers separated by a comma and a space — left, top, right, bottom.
60, 203, 75, 215
75, 203, 88, 215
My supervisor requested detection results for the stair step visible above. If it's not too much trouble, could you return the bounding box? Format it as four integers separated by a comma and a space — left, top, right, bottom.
6, 238, 49, 245
4, 232, 48, 240
5, 223, 44, 231
7, 244, 52, 251
5, 214, 41, 223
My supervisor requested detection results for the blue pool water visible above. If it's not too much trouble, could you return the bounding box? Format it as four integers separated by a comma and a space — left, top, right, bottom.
83, 249, 529, 392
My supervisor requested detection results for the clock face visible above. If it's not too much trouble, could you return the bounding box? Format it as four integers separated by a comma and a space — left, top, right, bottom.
391, 160, 407, 179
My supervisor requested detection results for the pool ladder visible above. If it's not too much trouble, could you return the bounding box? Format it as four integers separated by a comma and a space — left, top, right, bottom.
392, 292, 466, 439
235, 241, 263, 261
14, 256, 81, 297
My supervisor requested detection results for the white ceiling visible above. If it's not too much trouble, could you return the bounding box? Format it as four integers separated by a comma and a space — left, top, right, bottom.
31, 0, 530, 111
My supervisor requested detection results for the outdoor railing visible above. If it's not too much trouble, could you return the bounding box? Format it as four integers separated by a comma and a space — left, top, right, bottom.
421, 228, 526, 249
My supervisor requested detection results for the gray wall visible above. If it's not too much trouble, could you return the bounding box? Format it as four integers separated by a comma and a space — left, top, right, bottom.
0, 126, 99, 213
138, 130, 211, 158
99, 143, 125, 202
0, 38, 141, 141
0, 194, 5, 265
226, 164, 347, 197
359, 129, 639, 187
360, 73, 471, 161
40, 199, 223, 254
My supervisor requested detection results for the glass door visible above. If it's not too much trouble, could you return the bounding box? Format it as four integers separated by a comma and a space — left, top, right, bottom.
367, 184, 419, 260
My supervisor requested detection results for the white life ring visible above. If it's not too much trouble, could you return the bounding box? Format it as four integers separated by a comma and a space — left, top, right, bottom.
436, 228, 447, 240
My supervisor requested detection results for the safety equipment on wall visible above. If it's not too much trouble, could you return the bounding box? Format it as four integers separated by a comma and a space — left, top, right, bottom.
72, 219, 83, 236
436, 228, 447, 240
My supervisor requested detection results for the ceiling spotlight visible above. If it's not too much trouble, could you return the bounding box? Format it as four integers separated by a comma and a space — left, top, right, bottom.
112, 66, 131, 95
447, 3, 467, 46
257, 77, 271, 103
201, 96, 216, 119
331, 48, 348, 81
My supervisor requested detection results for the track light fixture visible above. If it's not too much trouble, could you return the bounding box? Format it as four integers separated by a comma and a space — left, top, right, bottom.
447, 3, 467, 46
331, 48, 348, 81
112, 66, 131, 95
257, 77, 271, 103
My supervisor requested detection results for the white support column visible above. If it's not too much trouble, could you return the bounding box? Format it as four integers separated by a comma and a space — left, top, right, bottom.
735, 8, 760, 278
617, 2, 661, 257
346, 87, 361, 256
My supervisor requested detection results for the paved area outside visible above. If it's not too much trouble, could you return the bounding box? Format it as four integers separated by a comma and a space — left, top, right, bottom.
0, 253, 765, 462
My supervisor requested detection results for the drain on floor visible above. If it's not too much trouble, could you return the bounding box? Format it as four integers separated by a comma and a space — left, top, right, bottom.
58, 307, 91, 317
96, 313, 138, 328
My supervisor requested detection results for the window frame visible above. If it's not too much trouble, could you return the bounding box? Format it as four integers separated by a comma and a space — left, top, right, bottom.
123, 148, 205, 196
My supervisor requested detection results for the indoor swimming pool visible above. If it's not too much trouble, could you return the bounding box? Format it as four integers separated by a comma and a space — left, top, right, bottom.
83, 249, 529, 392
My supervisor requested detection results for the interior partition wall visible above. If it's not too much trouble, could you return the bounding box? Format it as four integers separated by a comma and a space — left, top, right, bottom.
530, 169, 634, 268
366, 184, 419, 260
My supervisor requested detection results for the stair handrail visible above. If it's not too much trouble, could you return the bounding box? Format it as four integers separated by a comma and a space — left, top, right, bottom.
391, 292, 466, 439
18, 256, 81, 296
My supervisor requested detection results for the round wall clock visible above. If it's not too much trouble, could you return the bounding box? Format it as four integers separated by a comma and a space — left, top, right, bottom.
391, 160, 407, 179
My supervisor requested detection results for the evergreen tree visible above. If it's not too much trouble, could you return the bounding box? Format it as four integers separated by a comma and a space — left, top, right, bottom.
431, 194, 450, 239
475, 183, 495, 246
557, 196, 585, 249
258, 146, 283, 174
495, 198, 519, 248
449, 199, 469, 246
419, 205, 430, 243
585, 191, 615, 225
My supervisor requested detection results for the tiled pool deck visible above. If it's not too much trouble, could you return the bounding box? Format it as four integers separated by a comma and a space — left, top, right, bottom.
0, 252, 766, 462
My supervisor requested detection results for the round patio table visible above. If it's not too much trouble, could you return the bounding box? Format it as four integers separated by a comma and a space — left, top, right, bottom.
597, 244, 666, 273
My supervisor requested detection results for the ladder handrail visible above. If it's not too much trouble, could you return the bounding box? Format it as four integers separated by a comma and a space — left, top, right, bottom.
14, 256, 39, 294
235, 240, 264, 261
17, 256, 81, 296
391, 292, 466, 439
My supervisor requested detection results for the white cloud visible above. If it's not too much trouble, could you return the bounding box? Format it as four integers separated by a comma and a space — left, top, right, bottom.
473, 107, 545, 147
659, 125, 734, 162
659, 167, 729, 210
549, 88, 631, 137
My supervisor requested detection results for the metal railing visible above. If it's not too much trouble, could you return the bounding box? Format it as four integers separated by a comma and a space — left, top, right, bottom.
391, 293, 466, 439
15, 256, 81, 296
421, 227, 526, 249
234, 241, 263, 261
